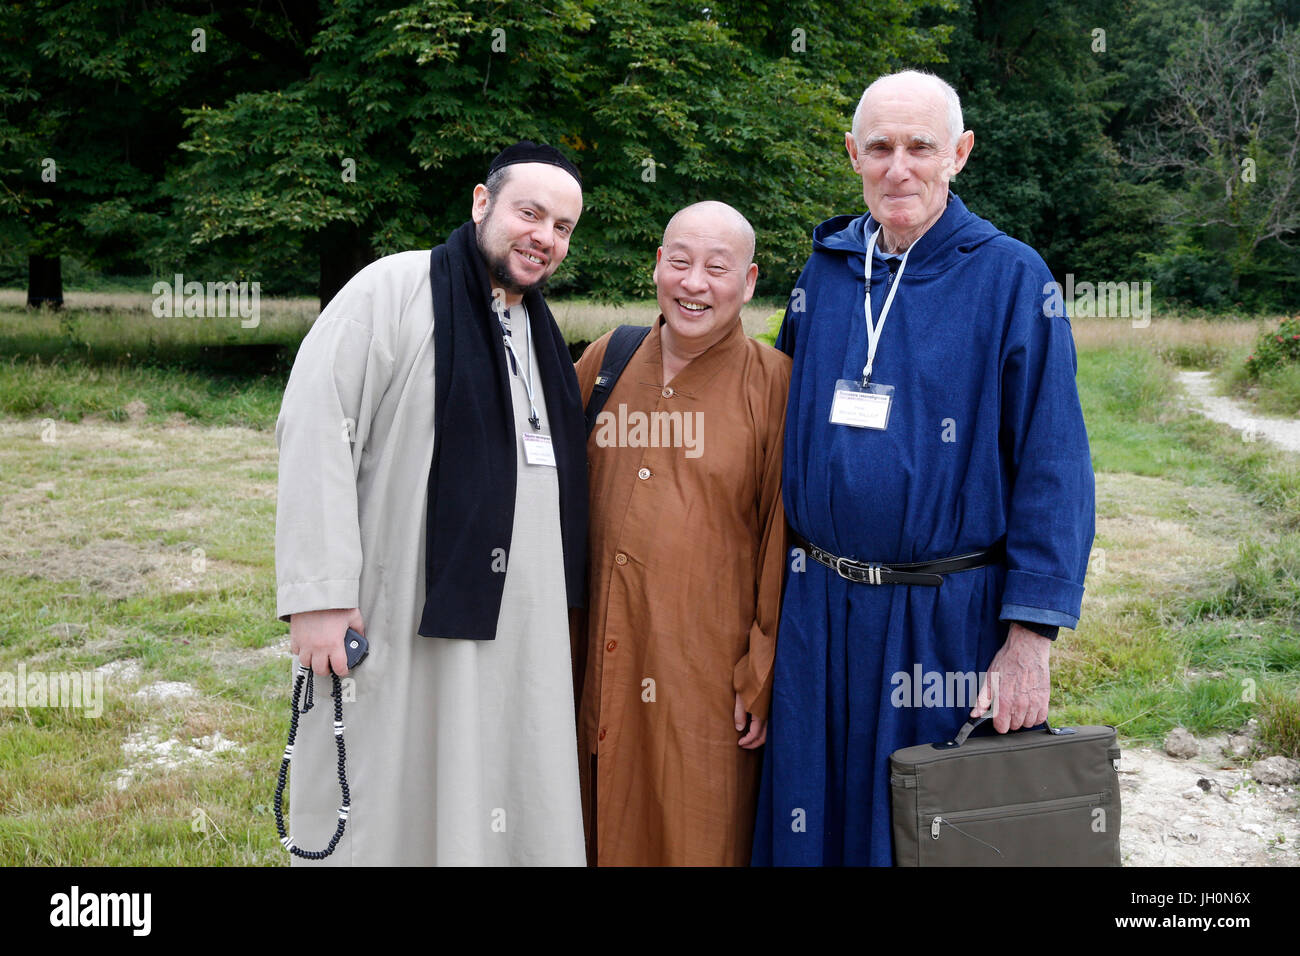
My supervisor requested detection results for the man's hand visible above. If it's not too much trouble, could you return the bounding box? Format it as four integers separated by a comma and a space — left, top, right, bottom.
289, 608, 365, 677
735, 693, 767, 749
971, 622, 1050, 733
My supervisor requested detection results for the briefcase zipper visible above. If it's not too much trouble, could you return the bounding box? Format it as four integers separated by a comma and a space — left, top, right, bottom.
929, 816, 1004, 856
929, 790, 1110, 842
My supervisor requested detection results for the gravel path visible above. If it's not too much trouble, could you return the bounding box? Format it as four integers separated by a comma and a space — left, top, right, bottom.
1178, 370, 1300, 452
1119, 737, 1299, 866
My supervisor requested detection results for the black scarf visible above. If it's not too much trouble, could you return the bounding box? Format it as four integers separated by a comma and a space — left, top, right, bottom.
419, 221, 587, 640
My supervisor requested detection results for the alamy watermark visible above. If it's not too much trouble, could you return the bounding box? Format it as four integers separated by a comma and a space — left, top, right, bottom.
591, 403, 704, 459
49, 885, 150, 935
1043, 274, 1152, 328
0, 663, 104, 718
890, 665, 1000, 712
151, 274, 261, 328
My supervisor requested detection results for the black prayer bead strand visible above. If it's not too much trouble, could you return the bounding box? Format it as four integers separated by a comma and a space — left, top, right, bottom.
272, 665, 351, 859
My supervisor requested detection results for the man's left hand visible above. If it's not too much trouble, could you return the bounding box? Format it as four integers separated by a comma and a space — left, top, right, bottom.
971, 623, 1051, 733
735, 693, 767, 749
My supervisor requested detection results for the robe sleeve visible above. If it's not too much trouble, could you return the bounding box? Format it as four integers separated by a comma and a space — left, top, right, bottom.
274, 266, 399, 621
732, 350, 791, 721
996, 261, 1095, 629
773, 280, 806, 358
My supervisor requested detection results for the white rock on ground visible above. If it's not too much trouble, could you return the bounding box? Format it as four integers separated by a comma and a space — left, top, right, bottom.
94, 659, 143, 683
115, 729, 244, 790
132, 681, 197, 703
1252, 756, 1300, 786
1164, 726, 1200, 758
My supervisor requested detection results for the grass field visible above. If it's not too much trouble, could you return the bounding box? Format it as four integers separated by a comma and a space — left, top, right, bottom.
0, 300, 1296, 865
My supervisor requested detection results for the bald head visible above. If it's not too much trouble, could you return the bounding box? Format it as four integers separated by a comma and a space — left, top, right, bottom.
661, 201, 755, 266
653, 200, 759, 357
852, 70, 965, 147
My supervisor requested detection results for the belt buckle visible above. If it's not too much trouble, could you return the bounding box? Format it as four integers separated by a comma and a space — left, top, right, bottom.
835, 555, 883, 585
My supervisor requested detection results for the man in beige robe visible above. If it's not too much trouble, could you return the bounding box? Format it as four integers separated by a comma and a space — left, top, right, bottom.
574, 202, 790, 865
275, 145, 588, 865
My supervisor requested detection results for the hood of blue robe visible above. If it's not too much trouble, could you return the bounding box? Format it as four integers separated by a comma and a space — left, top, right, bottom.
810, 193, 1004, 279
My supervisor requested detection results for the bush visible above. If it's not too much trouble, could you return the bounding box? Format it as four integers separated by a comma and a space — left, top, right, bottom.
1244, 316, 1300, 379
754, 310, 784, 347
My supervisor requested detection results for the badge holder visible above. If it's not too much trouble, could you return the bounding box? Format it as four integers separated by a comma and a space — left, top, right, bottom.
830, 378, 894, 430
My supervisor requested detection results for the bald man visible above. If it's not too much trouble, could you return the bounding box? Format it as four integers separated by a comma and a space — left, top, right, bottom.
752, 71, 1094, 865
572, 201, 791, 866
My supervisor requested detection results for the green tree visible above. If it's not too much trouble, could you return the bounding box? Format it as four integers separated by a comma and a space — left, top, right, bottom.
1133, 14, 1300, 303
0, 1, 319, 305
174, 0, 954, 303
923, 0, 1124, 278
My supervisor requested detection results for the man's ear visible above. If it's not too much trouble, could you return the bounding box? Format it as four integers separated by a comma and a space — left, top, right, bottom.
651, 246, 664, 285
742, 262, 759, 303
844, 132, 861, 173
471, 184, 490, 224
950, 130, 974, 179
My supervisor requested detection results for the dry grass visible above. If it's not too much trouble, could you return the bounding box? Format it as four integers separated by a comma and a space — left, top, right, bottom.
0, 289, 321, 322
3, 291, 784, 345
1071, 316, 1268, 353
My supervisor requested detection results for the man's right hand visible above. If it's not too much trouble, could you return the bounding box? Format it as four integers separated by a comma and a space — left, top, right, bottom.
289, 608, 365, 677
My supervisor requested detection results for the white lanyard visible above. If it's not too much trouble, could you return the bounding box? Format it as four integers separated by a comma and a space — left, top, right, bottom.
861, 227, 913, 385
497, 303, 542, 431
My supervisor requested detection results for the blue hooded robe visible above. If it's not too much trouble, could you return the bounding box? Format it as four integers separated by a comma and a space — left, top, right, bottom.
751, 194, 1095, 866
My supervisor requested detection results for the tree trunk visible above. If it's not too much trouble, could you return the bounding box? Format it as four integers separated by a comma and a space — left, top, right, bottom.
318, 223, 374, 310
27, 254, 63, 309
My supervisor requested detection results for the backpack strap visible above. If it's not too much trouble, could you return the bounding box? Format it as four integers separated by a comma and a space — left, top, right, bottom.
584, 324, 653, 436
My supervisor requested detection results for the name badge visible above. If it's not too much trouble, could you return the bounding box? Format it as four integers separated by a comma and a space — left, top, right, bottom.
829, 379, 894, 430
522, 431, 557, 467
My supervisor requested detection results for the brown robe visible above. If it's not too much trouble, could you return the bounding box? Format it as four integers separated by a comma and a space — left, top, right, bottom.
573, 317, 790, 866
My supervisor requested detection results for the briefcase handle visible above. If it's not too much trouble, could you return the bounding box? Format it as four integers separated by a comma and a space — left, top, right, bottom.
939, 715, 1077, 749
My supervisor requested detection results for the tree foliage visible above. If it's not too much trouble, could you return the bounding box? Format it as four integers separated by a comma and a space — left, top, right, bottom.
174, 0, 952, 299
3, 0, 1298, 309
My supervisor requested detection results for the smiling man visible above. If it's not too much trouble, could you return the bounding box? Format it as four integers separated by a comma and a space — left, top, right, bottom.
752, 71, 1095, 866
275, 141, 590, 865
573, 201, 790, 865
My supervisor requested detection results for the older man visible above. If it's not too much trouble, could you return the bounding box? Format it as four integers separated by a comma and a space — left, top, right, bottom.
275, 141, 589, 865
574, 201, 790, 865
751, 71, 1095, 866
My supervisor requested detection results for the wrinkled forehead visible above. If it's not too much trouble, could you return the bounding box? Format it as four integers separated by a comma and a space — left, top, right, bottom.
857, 81, 950, 143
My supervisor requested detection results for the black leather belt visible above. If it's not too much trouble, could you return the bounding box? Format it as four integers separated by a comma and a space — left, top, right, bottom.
793, 533, 1004, 586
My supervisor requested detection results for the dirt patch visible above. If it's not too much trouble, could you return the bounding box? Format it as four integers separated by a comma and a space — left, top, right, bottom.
1119, 737, 1300, 866
5, 540, 159, 599
114, 728, 244, 790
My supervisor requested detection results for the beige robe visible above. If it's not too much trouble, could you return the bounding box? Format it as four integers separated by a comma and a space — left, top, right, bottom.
275, 250, 585, 866
573, 318, 790, 865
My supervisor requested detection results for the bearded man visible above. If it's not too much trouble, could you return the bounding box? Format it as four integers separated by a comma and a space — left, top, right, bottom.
275, 141, 589, 865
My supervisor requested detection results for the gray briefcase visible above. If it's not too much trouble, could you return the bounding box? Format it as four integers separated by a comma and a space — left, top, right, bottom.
890, 717, 1121, 866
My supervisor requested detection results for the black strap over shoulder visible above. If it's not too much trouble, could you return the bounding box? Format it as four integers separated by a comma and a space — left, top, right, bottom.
584, 324, 652, 436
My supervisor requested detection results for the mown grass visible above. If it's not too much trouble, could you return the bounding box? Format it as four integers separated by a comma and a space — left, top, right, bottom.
0, 305, 1296, 866
0, 357, 287, 429
1052, 330, 1300, 752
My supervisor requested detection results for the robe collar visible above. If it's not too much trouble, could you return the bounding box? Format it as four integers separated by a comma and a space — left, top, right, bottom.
814, 192, 1003, 279
640, 315, 747, 399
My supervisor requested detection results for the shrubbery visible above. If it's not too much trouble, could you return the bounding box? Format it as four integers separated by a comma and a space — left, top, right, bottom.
1244, 316, 1300, 378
